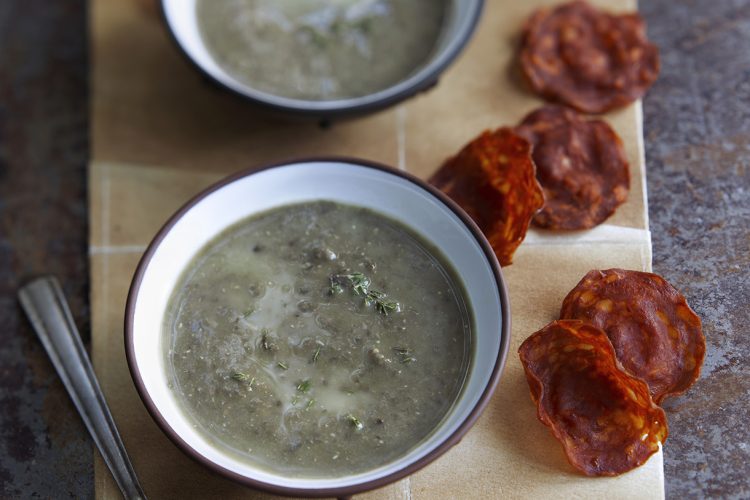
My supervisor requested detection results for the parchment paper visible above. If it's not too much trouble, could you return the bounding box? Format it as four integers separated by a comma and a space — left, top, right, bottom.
89, 0, 662, 498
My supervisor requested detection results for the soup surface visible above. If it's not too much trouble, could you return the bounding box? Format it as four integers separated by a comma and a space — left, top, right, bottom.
197, 0, 447, 100
164, 201, 472, 477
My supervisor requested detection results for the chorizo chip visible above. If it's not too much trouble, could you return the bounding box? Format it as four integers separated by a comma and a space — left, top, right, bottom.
430, 128, 544, 266
520, 1, 660, 114
519, 320, 668, 476
560, 269, 705, 403
516, 105, 630, 229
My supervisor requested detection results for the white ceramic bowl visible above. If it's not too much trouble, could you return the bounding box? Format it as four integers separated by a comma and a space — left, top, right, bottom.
126, 159, 510, 497
160, 0, 484, 117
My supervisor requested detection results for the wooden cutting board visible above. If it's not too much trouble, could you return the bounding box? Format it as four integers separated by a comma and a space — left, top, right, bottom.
89, 0, 663, 498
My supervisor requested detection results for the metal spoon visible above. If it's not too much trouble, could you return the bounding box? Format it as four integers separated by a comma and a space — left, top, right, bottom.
18, 276, 147, 500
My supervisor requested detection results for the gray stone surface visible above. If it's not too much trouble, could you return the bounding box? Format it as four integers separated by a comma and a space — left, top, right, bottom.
642, 1, 750, 498
0, 0, 93, 498
0, 1, 92, 498
0, 0, 747, 498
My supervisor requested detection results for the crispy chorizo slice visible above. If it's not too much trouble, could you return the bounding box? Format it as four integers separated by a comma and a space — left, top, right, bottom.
430, 128, 544, 266
519, 319, 668, 476
560, 269, 705, 403
520, 1, 660, 113
516, 105, 629, 229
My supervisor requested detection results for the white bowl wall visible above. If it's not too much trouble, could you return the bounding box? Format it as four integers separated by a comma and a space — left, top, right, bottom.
129, 160, 505, 491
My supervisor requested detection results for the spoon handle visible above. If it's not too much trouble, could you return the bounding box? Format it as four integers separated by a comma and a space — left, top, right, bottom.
18, 277, 147, 500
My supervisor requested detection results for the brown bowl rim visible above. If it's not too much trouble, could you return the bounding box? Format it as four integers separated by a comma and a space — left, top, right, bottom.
124, 157, 511, 498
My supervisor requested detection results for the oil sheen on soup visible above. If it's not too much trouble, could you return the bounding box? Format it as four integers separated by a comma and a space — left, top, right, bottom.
164, 201, 472, 477
197, 0, 447, 100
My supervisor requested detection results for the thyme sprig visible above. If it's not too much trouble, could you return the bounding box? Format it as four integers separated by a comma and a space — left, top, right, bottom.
365, 290, 400, 315
346, 272, 371, 296
329, 272, 400, 315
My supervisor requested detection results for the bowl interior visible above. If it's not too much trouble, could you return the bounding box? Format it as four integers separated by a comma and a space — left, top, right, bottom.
161, 0, 483, 112
129, 160, 505, 491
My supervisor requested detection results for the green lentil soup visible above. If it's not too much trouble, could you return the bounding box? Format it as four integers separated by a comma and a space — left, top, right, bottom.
163, 201, 472, 477
197, 0, 448, 100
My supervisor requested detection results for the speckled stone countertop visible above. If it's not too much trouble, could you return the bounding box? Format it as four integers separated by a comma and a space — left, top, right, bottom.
0, 0, 747, 498
641, 1, 750, 497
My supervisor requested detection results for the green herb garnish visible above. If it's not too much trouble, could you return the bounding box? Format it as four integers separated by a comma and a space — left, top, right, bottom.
346, 414, 364, 431
329, 276, 344, 296
312, 345, 322, 364
365, 290, 400, 315
297, 379, 312, 393
363, 289, 383, 306
230, 372, 251, 382
306, 399, 316, 410
346, 272, 371, 296
330, 272, 400, 315
277, 361, 288, 370
376, 298, 400, 315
